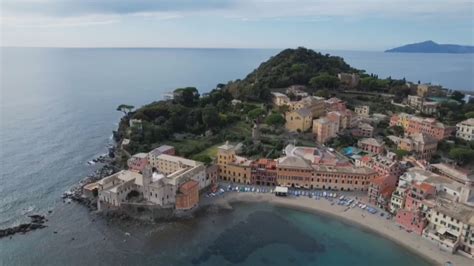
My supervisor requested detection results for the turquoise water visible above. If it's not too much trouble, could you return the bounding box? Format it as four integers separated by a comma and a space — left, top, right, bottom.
1, 47, 469, 265
0, 202, 432, 265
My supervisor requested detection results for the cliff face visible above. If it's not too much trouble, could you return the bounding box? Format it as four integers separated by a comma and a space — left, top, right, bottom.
385, 41, 474, 54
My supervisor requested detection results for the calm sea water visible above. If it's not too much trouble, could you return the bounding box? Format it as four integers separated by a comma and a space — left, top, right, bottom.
1, 47, 471, 265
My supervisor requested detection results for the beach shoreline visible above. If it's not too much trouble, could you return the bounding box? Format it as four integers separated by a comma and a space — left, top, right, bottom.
202, 191, 472, 266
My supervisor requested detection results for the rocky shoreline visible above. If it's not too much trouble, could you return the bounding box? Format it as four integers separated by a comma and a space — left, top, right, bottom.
0, 214, 47, 239
62, 149, 120, 211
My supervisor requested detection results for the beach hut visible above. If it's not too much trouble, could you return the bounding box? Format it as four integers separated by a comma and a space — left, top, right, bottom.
275, 186, 288, 196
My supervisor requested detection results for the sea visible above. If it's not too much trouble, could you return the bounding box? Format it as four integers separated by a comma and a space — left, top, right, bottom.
1, 47, 473, 265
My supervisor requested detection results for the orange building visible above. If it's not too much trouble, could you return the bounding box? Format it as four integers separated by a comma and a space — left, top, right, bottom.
217, 142, 252, 184
175, 180, 199, 210
368, 175, 398, 209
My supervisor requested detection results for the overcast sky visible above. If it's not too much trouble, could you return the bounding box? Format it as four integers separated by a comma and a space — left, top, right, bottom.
1, 0, 473, 50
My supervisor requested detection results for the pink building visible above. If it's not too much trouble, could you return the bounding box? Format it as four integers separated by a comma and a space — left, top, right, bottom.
390, 113, 454, 141
396, 209, 427, 235
358, 138, 385, 154
404, 182, 436, 211
407, 117, 454, 141
357, 155, 402, 177
127, 153, 149, 172
324, 97, 346, 112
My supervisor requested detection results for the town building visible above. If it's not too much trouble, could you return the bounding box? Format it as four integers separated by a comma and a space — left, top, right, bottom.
396, 209, 428, 235
147, 145, 176, 167
271, 92, 290, 106
324, 97, 346, 112
175, 180, 200, 210
423, 200, 474, 257
327, 110, 352, 131
456, 118, 474, 141
389, 167, 439, 213
430, 163, 474, 188
356, 153, 403, 177
250, 158, 277, 186
285, 108, 313, 132
390, 113, 454, 141
129, 119, 143, 128
368, 174, 398, 209
351, 122, 374, 138
407, 95, 439, 115
358, 138, 385, 154
404, 182, 436, 211
286, 85, 309, 98
337, 73, 360, 88
354, 105, 370, 117
216, 142, 252, 184
150, 154, 208, 190
312, 117, 338, 144
293, 96, 326, 118
97, 151, 207, 212
397, 133, 438, 160
97, 170, 144, 209
417, 84, 445, 97
127, 153, 149, 172
217, 142, 377, 191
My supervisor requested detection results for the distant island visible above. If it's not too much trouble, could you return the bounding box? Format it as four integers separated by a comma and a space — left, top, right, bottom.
385, 40, 474, 54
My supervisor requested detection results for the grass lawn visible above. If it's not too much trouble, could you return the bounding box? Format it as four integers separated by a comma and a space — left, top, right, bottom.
194, 144, 220, 159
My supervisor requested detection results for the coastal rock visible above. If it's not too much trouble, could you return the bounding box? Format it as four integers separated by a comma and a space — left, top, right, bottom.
0, 214, 47, 239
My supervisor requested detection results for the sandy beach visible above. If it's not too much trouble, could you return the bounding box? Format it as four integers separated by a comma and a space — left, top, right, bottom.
203, 191, 472, 266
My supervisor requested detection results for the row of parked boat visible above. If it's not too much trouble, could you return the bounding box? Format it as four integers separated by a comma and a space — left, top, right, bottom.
206, 185, 389, 219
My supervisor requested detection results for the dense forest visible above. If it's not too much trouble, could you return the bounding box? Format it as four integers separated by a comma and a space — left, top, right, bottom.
225, 47, 356, 100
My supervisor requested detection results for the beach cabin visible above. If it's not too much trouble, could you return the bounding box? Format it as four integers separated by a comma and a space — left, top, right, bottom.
275, 186, 288, 196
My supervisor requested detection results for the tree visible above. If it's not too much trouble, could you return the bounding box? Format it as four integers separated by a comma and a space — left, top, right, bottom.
309, 73, 340, 89
116, 104, 134, 115
394, 149, 409, 159
265, 113, 285, 127
174, 87, 199, 107
314, 89, 330, 98
391, 125, 405, 137
450, 90, 465, 102
247, 108, 265, 120
192, 154, 212, 165
465, 111, 474, 119
449, 148, 474, 165
202, 104, 220, 129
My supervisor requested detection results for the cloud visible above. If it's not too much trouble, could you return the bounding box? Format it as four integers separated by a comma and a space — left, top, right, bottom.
1, 0, 235, 17
2, 0, 472, 28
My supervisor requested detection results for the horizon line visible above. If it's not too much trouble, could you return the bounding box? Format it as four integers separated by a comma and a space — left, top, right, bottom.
0, 45, 383, 52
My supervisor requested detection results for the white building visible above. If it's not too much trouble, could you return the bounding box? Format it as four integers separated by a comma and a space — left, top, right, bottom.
354, 105, 370, 117
97, 154, 207, 211
456, 118, 474, 141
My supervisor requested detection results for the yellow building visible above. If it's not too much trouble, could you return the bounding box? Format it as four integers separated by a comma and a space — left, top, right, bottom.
289, 96, 326, 118
271, 92, 290, 106
285, 108, 313, 132
217, 142, 252, 184
312, 117, 338, 144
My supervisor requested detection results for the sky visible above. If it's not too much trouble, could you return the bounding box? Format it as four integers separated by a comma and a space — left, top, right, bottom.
1, 0, 473, 50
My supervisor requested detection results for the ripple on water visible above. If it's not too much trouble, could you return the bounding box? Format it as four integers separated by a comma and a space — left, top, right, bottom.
192, 210, 325, 264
